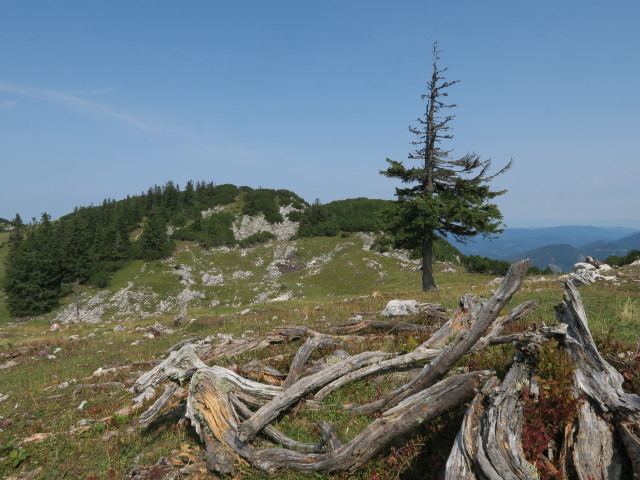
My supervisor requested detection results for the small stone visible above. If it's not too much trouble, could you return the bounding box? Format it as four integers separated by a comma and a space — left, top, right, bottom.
101, 431, 118, 441
77, 400, 88, 410
381, 299, 424, 316
113, 325, 125, 332
50, 323, 60, 331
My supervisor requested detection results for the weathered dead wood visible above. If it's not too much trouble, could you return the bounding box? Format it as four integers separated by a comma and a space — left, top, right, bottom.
282, 334, 339, 388
479, 325, 567, 350
241, 359, 286, 385
139, 384, 179, 425
237, 350, 392, 444
556, 281, 640, 477
556, 282, 640, 414
132, 259, 640, 477
187, 367, 490, 473
329, 319, 437, 335
164, 337, 200, 355
444, 378, 496, 480
314, 301, 538, 403
313, 345, 439, 402
314, 421, 342, 453
446, 282, 640, 479
198, 326, 313, 364
230, 395, 317, 453
445, 356, 539, 479
204, 437, 236, 476
472, 300, 537, 351
134, 344, 207, 393
423, 294, 481, 350
564, 400, 624, 480
248, 371, 491, 473
352, 260, 531, 415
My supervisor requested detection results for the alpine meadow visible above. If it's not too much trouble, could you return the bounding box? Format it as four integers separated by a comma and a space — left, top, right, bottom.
2, 3, 640, 479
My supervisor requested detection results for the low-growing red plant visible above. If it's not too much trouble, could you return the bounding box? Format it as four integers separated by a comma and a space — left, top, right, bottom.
521, 341, 582, 480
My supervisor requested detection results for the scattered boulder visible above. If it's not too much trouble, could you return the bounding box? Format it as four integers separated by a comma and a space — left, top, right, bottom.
569, 261, 616, 286
573, 262, 596, 273
380, 300, 424, 317
365, 259, 382, 269
570, 269, 616, 287
202, 273, 223, 286
232, 270, 254, 280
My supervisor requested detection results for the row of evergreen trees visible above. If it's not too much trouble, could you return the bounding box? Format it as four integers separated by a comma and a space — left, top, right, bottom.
2, 180, 545, 318
2, 181, 291, 317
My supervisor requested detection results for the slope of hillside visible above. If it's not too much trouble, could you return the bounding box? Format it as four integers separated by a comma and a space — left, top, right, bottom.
452, 226, 638, 260
509, 243, 585, 273
582, 231, 640, 259
47, 234, 426, 325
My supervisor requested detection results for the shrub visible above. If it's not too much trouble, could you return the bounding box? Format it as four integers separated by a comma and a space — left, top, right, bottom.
211, 184, 239, 205
238, 231, 276, 248
243, 189, 283, 223
521, 340, 581, 479
606, 249, 640, 267
462, 255, 510, 275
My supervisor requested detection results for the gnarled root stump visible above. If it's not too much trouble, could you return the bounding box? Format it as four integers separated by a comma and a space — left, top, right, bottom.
446, 281, 640, 479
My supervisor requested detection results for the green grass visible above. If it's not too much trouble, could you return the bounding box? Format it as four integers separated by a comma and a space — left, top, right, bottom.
1, 234, 640, 479
0, 231, 10, 324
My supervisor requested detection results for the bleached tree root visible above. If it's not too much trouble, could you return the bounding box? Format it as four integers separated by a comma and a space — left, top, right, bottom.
186, 367, 491, 474
446, 281, 640, 479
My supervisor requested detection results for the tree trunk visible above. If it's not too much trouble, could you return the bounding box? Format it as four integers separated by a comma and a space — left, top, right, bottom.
422, 236, 437, 291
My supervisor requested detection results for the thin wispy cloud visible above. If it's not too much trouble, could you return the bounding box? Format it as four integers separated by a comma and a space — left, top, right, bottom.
0, 100, 18, 110
0, 81, 154, 132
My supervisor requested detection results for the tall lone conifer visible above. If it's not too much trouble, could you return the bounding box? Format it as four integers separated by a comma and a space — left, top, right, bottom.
381, 44, 511, 291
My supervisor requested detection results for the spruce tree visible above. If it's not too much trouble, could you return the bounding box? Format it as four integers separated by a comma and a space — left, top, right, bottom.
139, 210, 173, 260
3, 213, 62, 316
381, 44, 510, 291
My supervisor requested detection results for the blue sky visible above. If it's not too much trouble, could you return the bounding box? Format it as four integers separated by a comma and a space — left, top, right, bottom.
1, 1, 638, 228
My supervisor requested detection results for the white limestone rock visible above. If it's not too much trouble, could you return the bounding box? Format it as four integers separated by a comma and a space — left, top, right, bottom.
381, 300, 425, 317
202, 273, 224, 286
232, 205, 301, 241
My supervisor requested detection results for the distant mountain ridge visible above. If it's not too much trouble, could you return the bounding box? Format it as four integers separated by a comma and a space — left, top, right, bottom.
451, 226, 640, 272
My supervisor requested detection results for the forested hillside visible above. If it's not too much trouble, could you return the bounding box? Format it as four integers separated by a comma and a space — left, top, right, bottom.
2, 181, 551, 319
1, 183, 404, 317
2, 182, 304, 316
